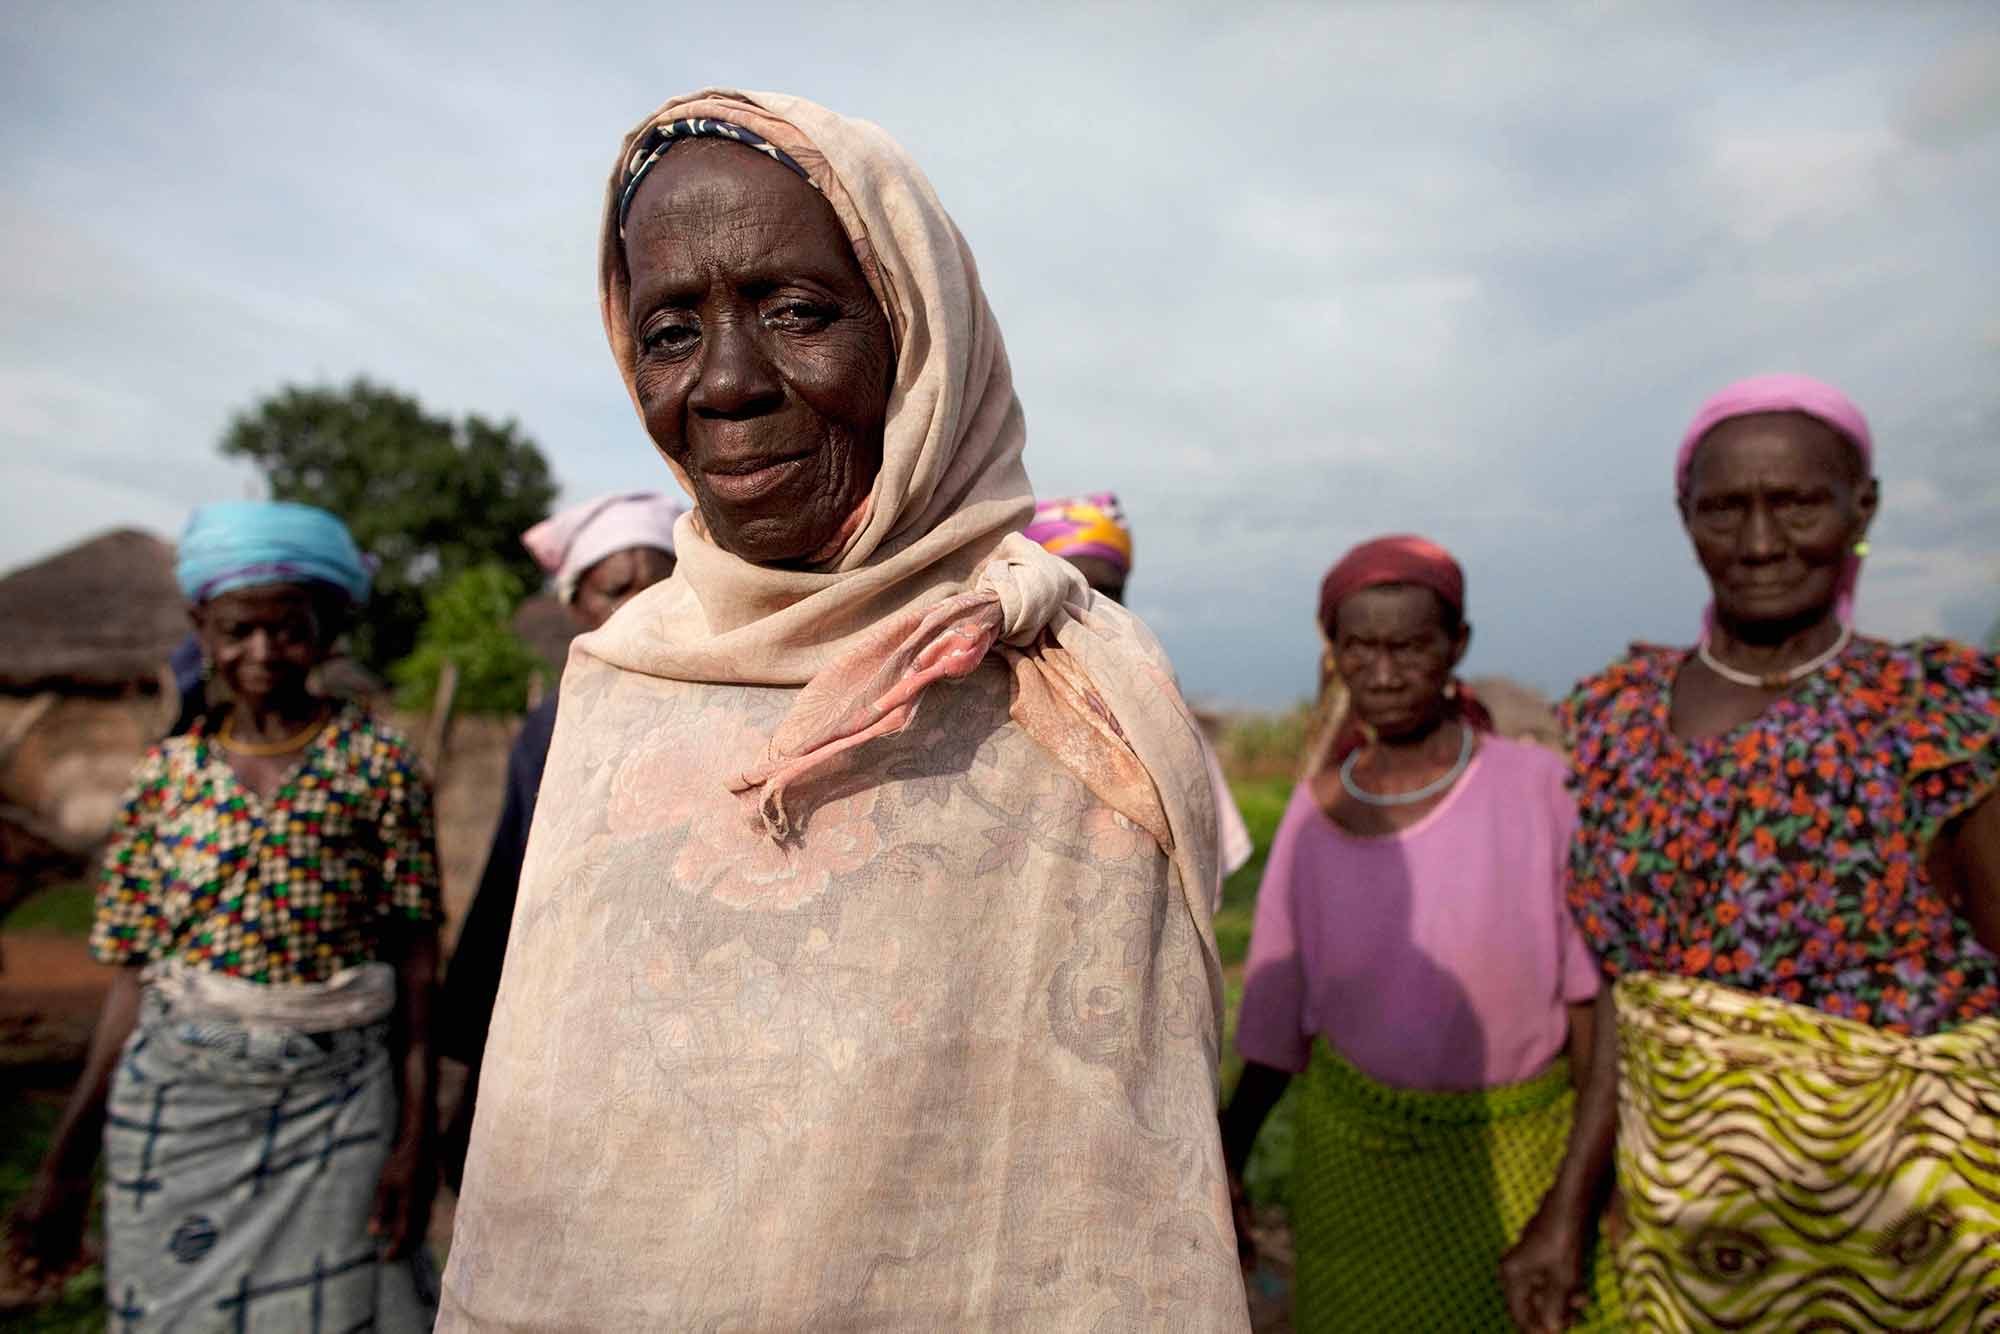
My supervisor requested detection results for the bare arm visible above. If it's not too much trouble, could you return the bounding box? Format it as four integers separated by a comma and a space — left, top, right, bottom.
8, 966, 143, 1277
1934, 793, 2000, 955
1499, 984, 1618, 1333
1219, 1061, 1293, 1268
1220, 1061, 1290, 1178
371, 925, 439, 1259
1565, 999, 1596, 1091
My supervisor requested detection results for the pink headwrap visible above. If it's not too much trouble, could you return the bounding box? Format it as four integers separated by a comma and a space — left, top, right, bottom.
521, 492, 686, 603
1024, 492, 1133, 575
1676, 374, 1874, 626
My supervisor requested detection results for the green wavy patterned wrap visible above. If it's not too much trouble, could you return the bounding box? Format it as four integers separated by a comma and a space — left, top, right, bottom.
1290, 1041, 1621, 1330
1615, 971, 2000, 1330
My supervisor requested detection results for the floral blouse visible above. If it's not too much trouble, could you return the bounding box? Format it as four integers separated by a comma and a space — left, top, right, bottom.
1563, 637, 2000, 1036
90, 704, 441, 984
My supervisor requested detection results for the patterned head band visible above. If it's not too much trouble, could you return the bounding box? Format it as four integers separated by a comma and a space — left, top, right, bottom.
1025, 492, 1134, 576
617, 119, 815, 238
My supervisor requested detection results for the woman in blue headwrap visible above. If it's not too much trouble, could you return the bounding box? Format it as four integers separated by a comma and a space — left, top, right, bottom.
6, 500, 443, 1330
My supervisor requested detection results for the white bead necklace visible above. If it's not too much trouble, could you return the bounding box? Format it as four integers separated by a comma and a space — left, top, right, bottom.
1696, 623, 1853, 690
1339, 722, 1475, 808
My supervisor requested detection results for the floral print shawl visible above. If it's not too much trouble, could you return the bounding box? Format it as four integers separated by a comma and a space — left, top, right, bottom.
440, 90, 1245, 1331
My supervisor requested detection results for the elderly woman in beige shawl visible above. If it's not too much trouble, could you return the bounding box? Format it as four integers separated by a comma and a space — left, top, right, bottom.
440, 90, 1248, 1330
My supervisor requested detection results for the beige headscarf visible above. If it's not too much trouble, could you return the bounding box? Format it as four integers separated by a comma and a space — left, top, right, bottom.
585, 87, 1220, 995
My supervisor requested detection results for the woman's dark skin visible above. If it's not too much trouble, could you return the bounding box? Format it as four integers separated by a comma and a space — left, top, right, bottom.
7, 584, 439, 1287
1220, 585, 1598, 1269
622, 140, 894, 567
1672, 413, 1877, 742
1500, 411, 2000, 1331
1065, 553, 1126, 605
571, 545, 676, 628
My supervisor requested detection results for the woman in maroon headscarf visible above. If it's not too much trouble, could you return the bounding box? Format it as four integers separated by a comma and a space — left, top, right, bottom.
1221, 535, 1616, 1329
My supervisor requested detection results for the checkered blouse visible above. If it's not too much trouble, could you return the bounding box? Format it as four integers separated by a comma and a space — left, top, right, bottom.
90, 703, 441, 984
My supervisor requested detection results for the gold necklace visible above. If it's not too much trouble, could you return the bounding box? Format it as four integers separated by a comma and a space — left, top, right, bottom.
218, 709, 331, 757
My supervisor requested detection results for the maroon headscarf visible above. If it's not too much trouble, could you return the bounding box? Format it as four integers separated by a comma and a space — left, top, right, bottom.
1317, 534, 1493, 760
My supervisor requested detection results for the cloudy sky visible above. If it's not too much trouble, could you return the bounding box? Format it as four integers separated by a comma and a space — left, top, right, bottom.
4, 1, 1996, 708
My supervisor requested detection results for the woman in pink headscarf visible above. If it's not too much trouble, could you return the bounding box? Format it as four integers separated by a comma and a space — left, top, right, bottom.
1503, 376, 2000, 1330
437, 492, 682, 1187
1220, 535, 1616, 1330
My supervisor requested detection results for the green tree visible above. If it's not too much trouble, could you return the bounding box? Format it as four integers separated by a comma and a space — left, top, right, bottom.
390, 563, 544, 715
220, 378, 558, 668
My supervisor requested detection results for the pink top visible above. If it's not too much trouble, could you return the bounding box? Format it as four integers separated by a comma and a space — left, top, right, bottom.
1236, 735, 1600, 1091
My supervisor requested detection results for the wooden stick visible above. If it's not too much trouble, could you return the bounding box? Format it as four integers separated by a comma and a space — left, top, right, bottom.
421, 659, 460, 774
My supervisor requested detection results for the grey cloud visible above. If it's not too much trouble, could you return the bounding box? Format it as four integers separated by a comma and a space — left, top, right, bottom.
3, 0, 1997, 708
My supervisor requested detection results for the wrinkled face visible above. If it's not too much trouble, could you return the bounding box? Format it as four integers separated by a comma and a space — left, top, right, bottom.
190, 583, 336, 705
571, 545, 676, 631
622, 140, 895, 567
1063, 554, 1127, 605
1679, 413, 1876, 633
1331, 584, 1469, 741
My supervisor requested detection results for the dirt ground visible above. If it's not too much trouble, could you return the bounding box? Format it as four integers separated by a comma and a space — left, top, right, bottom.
0, 933, 102, 1079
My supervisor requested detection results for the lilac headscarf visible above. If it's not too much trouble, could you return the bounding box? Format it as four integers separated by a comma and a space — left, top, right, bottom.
1677, 373, 1874, 626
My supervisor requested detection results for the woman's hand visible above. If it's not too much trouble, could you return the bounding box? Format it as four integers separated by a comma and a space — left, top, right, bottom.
369, 1135, 435, 1260
5, 1168, 95, 1292
7, 966, 142, 1296
1499, 1203, 1587, 1333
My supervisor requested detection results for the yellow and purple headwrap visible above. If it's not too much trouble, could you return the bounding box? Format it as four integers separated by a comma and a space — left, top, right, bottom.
1025, 492, 1133, 576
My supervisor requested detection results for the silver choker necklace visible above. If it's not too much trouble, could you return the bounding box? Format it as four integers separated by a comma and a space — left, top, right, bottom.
1339, 723, 1475, 807
1696, 623, 1853, 690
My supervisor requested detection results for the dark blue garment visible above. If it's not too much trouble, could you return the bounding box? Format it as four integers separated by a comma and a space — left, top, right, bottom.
439, 691, 558, 1069
168, 633, 207, 736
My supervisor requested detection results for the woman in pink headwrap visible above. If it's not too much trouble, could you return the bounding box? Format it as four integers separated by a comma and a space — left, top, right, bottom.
1503, 376, 2000, 1330
1220, 535, 1616, 1330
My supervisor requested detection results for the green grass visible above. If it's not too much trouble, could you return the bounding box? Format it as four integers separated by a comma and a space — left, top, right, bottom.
1214, 778, 1291, 968
1216, 777, 1300, 1208
4, 884, 95, 938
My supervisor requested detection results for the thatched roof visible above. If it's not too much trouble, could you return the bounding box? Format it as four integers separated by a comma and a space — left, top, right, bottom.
0, 530, 185, 692
1467, 675, 1561, 748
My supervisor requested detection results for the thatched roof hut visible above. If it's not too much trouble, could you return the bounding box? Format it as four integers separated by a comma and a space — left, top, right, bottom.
1467, 675, 1561, 750
0, 529, 185, 692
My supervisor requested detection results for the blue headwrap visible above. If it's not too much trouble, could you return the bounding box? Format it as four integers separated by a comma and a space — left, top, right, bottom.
175, 500, 372, 605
